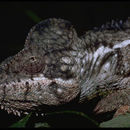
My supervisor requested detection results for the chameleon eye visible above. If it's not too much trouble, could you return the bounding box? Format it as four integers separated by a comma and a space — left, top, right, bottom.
23, 56, 44, 74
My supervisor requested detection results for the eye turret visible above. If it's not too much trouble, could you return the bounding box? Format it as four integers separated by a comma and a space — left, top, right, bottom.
22, 56, 44, 74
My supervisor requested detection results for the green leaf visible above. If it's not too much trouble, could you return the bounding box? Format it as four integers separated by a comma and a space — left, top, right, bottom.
46, 110, 99, 127
35, 122, 50, 128
25, 10, 42, 23
9, 113, 32, 128
100, 113, 130, 128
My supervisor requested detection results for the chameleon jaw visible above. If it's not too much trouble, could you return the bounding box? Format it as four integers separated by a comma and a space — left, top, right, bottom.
0, 73, 80, 116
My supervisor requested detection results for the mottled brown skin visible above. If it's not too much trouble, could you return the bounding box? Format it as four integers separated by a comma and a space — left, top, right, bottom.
0, 18, 130, 117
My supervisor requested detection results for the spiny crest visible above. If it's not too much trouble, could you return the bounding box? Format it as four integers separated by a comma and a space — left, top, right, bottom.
93, 17, 130, 31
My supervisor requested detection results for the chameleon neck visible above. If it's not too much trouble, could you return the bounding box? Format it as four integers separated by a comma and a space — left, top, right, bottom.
76, 44, 115, 101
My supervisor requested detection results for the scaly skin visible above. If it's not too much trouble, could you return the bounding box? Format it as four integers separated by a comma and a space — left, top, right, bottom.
0, 18, 129, 116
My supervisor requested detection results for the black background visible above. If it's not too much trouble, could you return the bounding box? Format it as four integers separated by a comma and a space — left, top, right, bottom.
0, 0, 130, 128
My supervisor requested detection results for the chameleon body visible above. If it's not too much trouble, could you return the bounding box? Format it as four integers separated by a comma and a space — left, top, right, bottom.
0, 18, 130, 116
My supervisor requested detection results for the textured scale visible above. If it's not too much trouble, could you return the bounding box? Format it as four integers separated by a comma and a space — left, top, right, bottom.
0, 18, 130, 117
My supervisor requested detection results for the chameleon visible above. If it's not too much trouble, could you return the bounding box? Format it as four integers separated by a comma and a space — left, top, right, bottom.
0, 17, 129, 117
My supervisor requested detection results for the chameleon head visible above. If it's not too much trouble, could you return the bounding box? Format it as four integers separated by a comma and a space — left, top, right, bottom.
0, 18, 80, 115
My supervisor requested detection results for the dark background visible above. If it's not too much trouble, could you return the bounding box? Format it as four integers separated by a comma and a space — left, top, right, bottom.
0, 0, 130, 128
